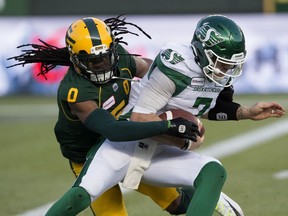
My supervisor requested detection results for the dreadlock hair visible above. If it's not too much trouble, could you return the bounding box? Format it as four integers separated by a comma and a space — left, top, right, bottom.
105, 14, 151, 46
6, 14, 151, 80
7, 40, 70, 79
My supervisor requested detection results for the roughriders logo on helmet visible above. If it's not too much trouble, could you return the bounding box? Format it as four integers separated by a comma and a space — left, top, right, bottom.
195, 23, 224, 47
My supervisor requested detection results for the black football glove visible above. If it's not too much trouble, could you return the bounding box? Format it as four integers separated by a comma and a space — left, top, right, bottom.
166, 117, 200, 141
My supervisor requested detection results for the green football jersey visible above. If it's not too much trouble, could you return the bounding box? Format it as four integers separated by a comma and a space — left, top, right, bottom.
54, 45, 137, 163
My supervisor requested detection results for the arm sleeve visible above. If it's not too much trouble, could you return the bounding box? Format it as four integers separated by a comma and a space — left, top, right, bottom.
84, 108, 169, 141
208, 86, 240, 120
133, 68, 176, 114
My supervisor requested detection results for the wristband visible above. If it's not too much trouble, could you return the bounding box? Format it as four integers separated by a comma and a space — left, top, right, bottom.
181, 139, 193, 151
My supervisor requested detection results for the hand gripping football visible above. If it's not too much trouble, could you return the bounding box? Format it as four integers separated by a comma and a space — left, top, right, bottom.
159, 109, 205, 137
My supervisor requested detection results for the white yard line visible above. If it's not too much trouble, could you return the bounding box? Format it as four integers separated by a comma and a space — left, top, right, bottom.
17, 203, 54, 216
197, 118, 288, 158
273, 170, 288, 180
17, 119, 288, 216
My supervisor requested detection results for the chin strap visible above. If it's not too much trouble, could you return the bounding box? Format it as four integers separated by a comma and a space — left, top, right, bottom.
191, 44, 201, 66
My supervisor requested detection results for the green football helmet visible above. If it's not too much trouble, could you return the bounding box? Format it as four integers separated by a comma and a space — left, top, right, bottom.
191, 15, 246, 87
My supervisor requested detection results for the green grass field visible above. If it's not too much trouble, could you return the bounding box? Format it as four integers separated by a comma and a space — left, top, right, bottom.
0, 94, 287, 216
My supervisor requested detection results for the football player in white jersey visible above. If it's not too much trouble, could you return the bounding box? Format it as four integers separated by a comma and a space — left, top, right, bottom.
46, 15, 285, 216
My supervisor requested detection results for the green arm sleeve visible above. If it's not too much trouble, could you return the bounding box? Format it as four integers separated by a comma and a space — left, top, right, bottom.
84, 108, 169, 141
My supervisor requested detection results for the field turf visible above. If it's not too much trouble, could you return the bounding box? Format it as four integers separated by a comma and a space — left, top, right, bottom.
0, 94, 287, 216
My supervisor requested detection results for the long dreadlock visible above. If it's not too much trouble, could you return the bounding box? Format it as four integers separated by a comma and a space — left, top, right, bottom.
6, 14, 151, 80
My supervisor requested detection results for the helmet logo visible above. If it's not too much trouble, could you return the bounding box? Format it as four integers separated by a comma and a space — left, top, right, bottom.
196, 23, 224, 47
161, 49, 184, 64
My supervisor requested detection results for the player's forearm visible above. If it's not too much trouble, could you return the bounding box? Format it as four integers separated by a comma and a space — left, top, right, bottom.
236, 106, 251, 120
131, 112, 203, 150
131, 112, 182, 146
84, 108, 169, 141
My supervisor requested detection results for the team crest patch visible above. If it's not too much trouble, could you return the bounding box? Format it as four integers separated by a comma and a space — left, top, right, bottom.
112, 83, 118, 92
161, 49, 184, 64
196, 22, 224, 47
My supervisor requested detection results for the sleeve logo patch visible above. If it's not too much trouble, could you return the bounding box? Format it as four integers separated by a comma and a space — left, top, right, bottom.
161, 49, 184, 64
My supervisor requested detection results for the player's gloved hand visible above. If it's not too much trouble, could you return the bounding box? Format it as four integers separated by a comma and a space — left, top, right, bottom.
166, 117, 200, 141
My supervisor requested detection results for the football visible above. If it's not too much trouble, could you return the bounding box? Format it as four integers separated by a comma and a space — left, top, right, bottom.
159, 109, 205, 137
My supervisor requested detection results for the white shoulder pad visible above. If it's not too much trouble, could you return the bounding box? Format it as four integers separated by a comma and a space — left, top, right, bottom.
159, 42, 201, 76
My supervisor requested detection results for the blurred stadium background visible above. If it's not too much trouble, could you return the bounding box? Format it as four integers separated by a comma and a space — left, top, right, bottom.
0, 1, 287, 215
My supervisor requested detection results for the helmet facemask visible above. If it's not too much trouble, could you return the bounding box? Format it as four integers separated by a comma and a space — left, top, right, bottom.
71, 43, 119, 84
203, 49, 245, 87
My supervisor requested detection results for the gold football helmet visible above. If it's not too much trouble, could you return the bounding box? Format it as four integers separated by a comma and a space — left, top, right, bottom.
65, 17, 118, 84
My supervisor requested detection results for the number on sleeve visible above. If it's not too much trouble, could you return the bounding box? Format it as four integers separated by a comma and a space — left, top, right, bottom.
67, 88, 79, 102
122, 79, 130, 95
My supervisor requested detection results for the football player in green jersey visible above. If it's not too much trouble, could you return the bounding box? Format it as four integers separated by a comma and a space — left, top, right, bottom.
7, 15, 201, 216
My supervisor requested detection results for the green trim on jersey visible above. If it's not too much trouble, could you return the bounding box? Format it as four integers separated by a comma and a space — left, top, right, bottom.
73, 136, 106, 187
54, 45, 137, 163
151, 54, 192, 97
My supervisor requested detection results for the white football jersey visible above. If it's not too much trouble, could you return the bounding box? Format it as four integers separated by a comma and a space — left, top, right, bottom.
124, 42, 226, 117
